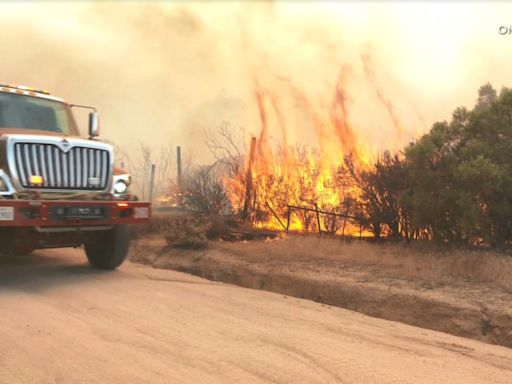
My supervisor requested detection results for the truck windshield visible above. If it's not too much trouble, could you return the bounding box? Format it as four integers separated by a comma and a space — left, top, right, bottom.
0, 92, 78, 135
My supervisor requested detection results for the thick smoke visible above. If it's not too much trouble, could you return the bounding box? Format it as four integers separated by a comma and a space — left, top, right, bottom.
0, 1, 510, 166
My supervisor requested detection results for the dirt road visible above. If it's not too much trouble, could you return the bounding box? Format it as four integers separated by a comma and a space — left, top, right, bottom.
1, 249, 511, 384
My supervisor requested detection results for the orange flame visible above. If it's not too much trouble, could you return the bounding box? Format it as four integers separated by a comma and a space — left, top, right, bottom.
330, 65, 360, 160
223, 60, 403, 235
223, 74, 372, 234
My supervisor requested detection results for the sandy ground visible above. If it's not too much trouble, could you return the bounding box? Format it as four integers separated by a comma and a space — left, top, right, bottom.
1, 249, 512, 383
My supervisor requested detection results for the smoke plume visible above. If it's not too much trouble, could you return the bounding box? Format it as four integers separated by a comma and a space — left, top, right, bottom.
0, 1, 510, 166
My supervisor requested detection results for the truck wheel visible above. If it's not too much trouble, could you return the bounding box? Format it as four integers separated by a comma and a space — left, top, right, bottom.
0, 228, 34, 257
84, 225, 130, 270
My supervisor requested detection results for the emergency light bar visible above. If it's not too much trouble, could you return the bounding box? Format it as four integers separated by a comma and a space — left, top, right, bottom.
0, 84, 50, 95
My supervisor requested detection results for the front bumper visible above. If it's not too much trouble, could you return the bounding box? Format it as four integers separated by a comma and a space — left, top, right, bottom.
0, 200, 151, 227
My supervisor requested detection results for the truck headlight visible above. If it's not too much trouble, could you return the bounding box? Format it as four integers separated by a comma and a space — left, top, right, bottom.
0, 170, 15, 195
112, 173, 131, 195
113, 180, 128, 194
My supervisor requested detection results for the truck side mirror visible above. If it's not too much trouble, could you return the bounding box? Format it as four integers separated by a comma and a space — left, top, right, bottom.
88, 112, 100, 138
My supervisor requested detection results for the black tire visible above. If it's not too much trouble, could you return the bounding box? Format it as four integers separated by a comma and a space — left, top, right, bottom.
0, 228, 33, 257
84, 225, 130, 270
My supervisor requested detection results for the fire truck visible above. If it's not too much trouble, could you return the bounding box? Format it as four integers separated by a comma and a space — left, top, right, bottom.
0, 84, 150, 269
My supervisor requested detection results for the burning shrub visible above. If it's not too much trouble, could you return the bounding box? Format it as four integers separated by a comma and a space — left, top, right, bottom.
323, 199, 359, 236
226, 143, 362, 233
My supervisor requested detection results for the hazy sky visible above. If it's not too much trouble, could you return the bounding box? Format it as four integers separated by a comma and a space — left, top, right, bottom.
0, 1, 510, 163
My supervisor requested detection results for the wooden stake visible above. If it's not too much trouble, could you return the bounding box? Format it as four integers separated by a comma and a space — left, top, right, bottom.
148, 163, 156, 203
341, 212, 348, 239
359, 204, 363, 240
242, 137, 257, 221
176, 146, 182, 187
315, 204, 321, 235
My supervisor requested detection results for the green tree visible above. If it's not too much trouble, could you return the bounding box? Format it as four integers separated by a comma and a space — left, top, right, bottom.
402, 83, 512, 246
354, 152, 408, 240
474, 82, 497, 112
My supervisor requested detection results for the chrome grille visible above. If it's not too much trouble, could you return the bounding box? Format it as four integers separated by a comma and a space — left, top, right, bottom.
13, 143, 111, 190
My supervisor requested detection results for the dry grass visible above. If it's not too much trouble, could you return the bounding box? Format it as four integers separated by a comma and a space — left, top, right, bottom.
164, 215, 209, 250
137, 215, 512, 291
134, 212, 239, 238
134, 212, 238, 249
131, 214, 176, 239
214, 235, 512, 291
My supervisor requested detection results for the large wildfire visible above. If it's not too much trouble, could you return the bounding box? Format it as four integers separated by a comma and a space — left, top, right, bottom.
223, 57, 402, 235
2, 2, 506, 237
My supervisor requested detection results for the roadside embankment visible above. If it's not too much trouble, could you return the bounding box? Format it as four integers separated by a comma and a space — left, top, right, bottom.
131, 236, 512, 348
